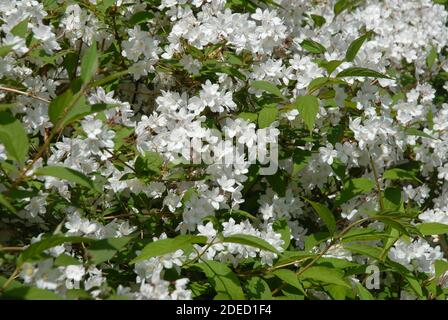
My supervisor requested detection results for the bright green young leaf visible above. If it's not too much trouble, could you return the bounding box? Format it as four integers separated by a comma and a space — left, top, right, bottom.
294, 95, 319, 133
383, 168, 422, 183
131, 235, 207, 264
80, 42, 98, 84
300, 39, 326, 54
258, 106, 278, 128
35, 166, 97, 190
417, 223, 448, 235
0, 45, 13, 58
222, 234, 279, 253
18, 236, 92, 265
251, 80, 284, 98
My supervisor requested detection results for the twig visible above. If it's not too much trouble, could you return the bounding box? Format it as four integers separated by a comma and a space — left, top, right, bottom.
0, 86, 50, 103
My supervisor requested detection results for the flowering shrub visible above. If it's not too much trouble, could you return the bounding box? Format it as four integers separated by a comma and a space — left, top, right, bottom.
1, 0, 448, 300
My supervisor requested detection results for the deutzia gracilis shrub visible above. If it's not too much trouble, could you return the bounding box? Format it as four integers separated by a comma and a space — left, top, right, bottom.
1, 0, 448, 301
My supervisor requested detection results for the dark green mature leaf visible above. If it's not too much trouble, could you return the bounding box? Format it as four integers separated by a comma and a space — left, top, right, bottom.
18, 236, 92, 265
294, 95, 319, 133
335, 178, 375, 206
88, 237, 132, 264
35, 166, 97, 190
273, 269, 305, 294
222, 234, 279, 253
0, 111, 29, 165
300, 39, 326, 54
195, 260, 245, 300
343, 244, 382, 260
258, 106, 278, 128
131, 235, 207, 263
345, 32, 372, 62
305, 199, 336, 234
48, 78, 83, 125
383, 168, 422, 183
246, 277, 272, 299
299, 266, 350, 288
129, 11, 155, 26
336, 67, 391, 79
80, 42, 98, 84
0, 193, 17, 214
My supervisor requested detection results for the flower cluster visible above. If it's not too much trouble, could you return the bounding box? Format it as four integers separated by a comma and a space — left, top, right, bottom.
1, 0, 448, 301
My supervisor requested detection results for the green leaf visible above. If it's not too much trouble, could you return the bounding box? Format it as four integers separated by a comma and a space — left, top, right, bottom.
382, 168, 422, 183
356, 283, 374, 300
34, 166, 97, 190
417, 223, 448, 235
343, 243, 383, 260
273, 219, 291, 250
237, 112, 258, 123
48, 78, 83, 125
304, 199, 336, 234
258, 106, 278, 128
299, 266, 350, 288
135, 151, 164, 176
18, 236, 92, 265
80, 42, 98, 84
345, 32, 371, 62
251, 80, 284, 98
336, 67, 391, 79
334, 0, 348, 16
11, 19, 29, 38
129, 11, 155, 26
131, 235, 206, 264
335, 178, 375, 206
3, 286, 62, 300
222, 234, 279, 253
310, 14, 326, 27
300, 39, 326, 54
0, 111, 29, 165
88, 237, 132, 264
246, 277, 272, 299
54, 254, 82, 267
294, 95, 319, 133
195, 260, 245, 300
383, 187, 403, 211
0, 193, 17, 214
273, 269, 305, 294
426, 46, 438, 68
404, 128, 436, 140
64, 103, 116, 126
341, 227, 390, 243
319, 60, 344, 75
0, 45, 13, 58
